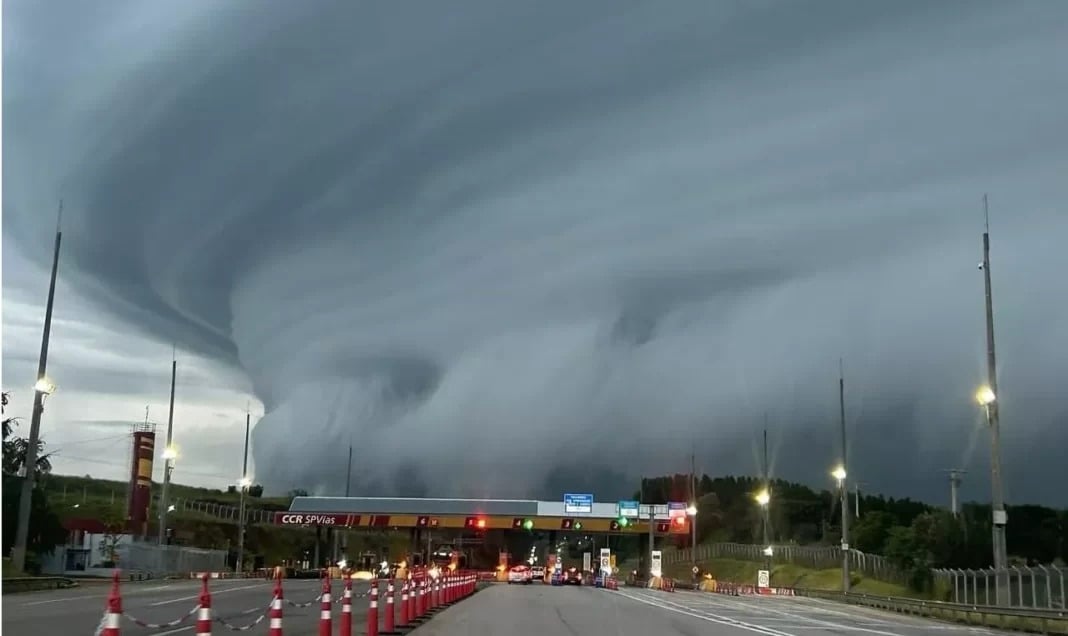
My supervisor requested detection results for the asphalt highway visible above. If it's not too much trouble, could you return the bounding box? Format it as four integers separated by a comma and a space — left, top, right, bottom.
414, 583, 1021, 636
2, 577, 384, 636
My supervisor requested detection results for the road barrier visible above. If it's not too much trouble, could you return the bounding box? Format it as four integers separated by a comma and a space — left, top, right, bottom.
196, 576, 212, 635
319, 574, 332, 636
340, 573, 353, 636
91, 569, 480, 635
796, 588, 1068, 635
366, 580, 379, 636
382, 579, 398, 635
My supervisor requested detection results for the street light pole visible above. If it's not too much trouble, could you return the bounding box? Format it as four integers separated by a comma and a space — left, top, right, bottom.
979, 194, 1008, 596
236, 411, 251, 573
690, 451, 697, 577
11, 207, 63, 574
158, 354, 177, 546
838, 359, 851, 593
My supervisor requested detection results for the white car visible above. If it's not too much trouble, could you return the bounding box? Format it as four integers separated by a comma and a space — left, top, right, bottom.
530, 566, 545, 580
507, 565, 533, 584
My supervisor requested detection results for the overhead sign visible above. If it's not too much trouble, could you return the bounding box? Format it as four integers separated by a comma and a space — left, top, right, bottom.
668, 502, 687, 519
617, 500, 640, 518
273, 513, 360, 526
651, 550, 662, 578
564, 493, 593, 514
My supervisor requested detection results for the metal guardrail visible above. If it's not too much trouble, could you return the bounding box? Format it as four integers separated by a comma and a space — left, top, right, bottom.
2, 576, 77, 593
796, 588, 1068, 634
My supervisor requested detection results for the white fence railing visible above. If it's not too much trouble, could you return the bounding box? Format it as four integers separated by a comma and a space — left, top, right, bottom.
662, 543, 904, 583
934, 565, 1067, 610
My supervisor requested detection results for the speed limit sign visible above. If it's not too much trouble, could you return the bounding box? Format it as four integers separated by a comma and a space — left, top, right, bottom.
692, 566, 699, 575
757, 569, 770, 589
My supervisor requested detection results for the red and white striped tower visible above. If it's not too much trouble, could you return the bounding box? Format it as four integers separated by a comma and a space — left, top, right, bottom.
398, 579, 409, 628
197, 573, 212, 635
339, 570, 352, 636
268, 570, 284, 636
366, 579, 379, 636
318, 571, 332, 636
103, 570, 122, 636
381, 578, 397, 634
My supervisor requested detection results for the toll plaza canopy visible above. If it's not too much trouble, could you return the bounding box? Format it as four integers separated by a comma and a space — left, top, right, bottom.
275, 496, 688, 535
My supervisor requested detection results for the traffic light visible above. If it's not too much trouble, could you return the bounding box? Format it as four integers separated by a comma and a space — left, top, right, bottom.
609, 520, 620, 531
574, 521, 582, 530
656, 521, 670, 533
561, 518, 574, 530
465, 516, 487, 530
429, 517, 439, 528
523, 519, 534, 530
672, 516, 686, 528
417, 516, 430, 527
618, 516, 629, 527
512, 518, 535, 530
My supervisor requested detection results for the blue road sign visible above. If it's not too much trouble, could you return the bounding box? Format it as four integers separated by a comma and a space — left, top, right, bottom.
564, 493, 593, 514
617, 500, 640, 518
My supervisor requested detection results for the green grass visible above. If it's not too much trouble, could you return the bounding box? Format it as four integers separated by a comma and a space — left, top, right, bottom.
2, 558, 25, 579
661, 557, 923, 598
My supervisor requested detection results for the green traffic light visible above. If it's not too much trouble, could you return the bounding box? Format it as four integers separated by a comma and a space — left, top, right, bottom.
523, 519, 534, 530
618, 517, 629, 527
574, 521, 583, 530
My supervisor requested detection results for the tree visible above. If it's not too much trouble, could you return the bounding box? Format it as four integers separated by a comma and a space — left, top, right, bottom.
98, 512, 125, 567
248, 484, 264, 497
288, 488, 309, 497
1, 392, 66, 572
852, 511, 897, 554
2, 392, 54, 478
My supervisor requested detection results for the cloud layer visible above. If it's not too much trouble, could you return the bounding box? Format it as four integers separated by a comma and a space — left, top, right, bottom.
4, 1, 1067, 505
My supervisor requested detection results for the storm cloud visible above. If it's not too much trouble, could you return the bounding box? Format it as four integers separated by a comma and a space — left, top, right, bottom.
4, 0, 1067, 505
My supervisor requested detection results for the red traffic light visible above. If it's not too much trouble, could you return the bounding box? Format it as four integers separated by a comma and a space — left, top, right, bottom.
429, 517, 439, 528
561, 519, 573, 530
417, 516, 429, 527
656, 521, 670, 533
673, 516, 686, 526
609, 520, 620, 531
464, 516, 487, 529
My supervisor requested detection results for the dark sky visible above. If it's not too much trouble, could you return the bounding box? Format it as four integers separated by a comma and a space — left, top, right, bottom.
3, 0, 1067, 506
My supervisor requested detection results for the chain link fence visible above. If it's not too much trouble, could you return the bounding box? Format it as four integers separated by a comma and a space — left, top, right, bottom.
118, 542, 226, 576
935, 565, 1067, 610
662, 543, 905, 584
158, 497, 276, 524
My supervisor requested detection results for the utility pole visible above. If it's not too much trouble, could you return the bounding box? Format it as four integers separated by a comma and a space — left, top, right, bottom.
334, 444, 353, 563
762, 424, 770, 564
853, 482, 866, 518
158, 352, 178, 545
12, 203, 63, 573
980, 194, 1008, 600
690, 449, 697, 578
236, 410, 251, 573
839, 359, 851, 593
943, 469, 966, 517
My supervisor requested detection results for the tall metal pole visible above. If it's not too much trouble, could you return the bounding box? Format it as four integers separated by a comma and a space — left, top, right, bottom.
762, 424, 770, 570
839, 359, 851, 593
690, 450, 697, 576
236, 411, 251, 573
157, 354, 177, 545
11, 204, 63, 573
980, 194, 1008, 601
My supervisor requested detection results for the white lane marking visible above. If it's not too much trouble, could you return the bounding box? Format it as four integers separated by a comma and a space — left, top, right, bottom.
156, 627, 193, 636
670, 593, 910, 636
615, 589, 797, 636
22, 594, 101, 606
149, 582, 264, 606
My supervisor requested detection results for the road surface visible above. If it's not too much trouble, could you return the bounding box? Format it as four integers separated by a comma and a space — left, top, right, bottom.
414, 583, 1021, 635
1, 577, 383, 636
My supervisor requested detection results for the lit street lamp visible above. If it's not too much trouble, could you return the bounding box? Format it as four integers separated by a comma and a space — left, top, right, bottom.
976, 383, 1008, 599
755, 489, 771, 569
831, 466, 847, 483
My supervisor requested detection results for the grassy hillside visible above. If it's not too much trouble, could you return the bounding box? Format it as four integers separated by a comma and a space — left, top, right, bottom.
41, 473, 291, 523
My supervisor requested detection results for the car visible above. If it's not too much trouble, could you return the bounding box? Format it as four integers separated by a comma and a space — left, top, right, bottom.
563, 566, 583, 585
530, 566, 545, 580
507, 564, 533, 584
